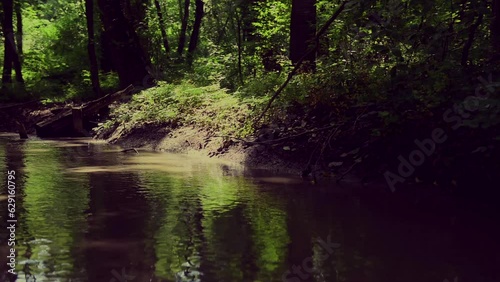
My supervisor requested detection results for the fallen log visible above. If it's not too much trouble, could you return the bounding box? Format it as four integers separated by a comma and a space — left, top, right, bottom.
35, 85, 134, 137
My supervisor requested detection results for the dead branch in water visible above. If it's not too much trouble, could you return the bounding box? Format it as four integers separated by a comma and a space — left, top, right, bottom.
121, 148, 139, 154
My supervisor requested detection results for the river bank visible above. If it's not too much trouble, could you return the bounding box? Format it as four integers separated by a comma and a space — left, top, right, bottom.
2, 81, 499, 200
94, 122, 317, 177
93, 100, 500, 202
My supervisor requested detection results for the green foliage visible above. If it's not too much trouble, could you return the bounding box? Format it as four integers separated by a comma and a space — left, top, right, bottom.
99, 72, 120, 92
252, 0, 291, 54
239, 73, 284, 98
99, 81, 267, 137
22, 6, 61, 81
4, 1, 91, 100
191, 46, 237, 87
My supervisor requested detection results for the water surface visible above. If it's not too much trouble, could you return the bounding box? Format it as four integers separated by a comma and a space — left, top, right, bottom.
0, 134, 498, 282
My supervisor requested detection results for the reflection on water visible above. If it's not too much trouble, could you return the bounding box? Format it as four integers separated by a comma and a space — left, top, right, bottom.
0, 136, 499, 282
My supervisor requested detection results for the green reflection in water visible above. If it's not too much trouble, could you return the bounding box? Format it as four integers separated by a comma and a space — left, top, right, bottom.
137, 165, 290, 281
139, 172, 195, 280
0, 137, 484, 282
15, 141, 90, 280
245, 195, 289, 279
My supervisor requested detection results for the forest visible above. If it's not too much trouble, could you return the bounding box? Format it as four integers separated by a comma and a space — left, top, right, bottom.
1, 0, 500, 197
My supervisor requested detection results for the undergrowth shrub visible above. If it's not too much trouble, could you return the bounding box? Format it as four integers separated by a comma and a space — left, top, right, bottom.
99, 81, 267, 137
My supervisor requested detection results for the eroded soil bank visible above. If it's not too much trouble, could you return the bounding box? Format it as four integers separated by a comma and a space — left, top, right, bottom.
95, 122, 310, 176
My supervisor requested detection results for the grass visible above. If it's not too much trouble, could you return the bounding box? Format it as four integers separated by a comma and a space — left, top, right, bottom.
98, 81, 268, 138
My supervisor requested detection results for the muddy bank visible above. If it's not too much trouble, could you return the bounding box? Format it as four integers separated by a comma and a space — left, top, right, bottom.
95, 122, 311, 176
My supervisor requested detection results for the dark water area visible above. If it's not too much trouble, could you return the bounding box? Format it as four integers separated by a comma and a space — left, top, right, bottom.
0, 133, 498, 282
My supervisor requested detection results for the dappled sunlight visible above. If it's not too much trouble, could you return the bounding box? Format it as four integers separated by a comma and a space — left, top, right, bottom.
66, 151, 235, 176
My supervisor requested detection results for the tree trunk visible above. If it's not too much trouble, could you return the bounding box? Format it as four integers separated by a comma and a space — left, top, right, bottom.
461, 13, 483, 67
154, 0, 170, 55
236, 14, 244, 84
86, 0, 101, 96
491, 0, 500, 62
290, 0, 317, 71
187, 0, 204, 66
123, 0, 149, 56
97, 0, 150, 88
2, 38, 14, 85
177, 0, 190, 56
240, 0, 258, 42
99, 29, 115, 72
1, 0, 24, 85
177, 0, 183, 21
14, 0, 22, 63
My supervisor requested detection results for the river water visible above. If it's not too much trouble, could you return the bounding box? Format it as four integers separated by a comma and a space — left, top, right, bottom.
0, 134, 498, 282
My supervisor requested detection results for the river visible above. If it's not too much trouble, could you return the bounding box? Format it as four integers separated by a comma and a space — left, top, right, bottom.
0, 134, 498, 282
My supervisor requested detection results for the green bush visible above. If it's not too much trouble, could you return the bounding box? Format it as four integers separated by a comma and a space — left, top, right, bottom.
99, 81, 267, 137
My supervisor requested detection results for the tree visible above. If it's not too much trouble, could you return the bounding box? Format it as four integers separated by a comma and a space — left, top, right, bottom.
154, 0, 170, 56
177, 0, 190, 56
14, 0, 22, 62
85, 0, 101, 95
239, 0, 258, 42
461, 12, 483, 67
99, 29, 115, 73
187, 0, 204, 65
1, 0, 24, 86
97, 0, 150, 87
289, 0, 316, 71
235, 11, 244, 83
